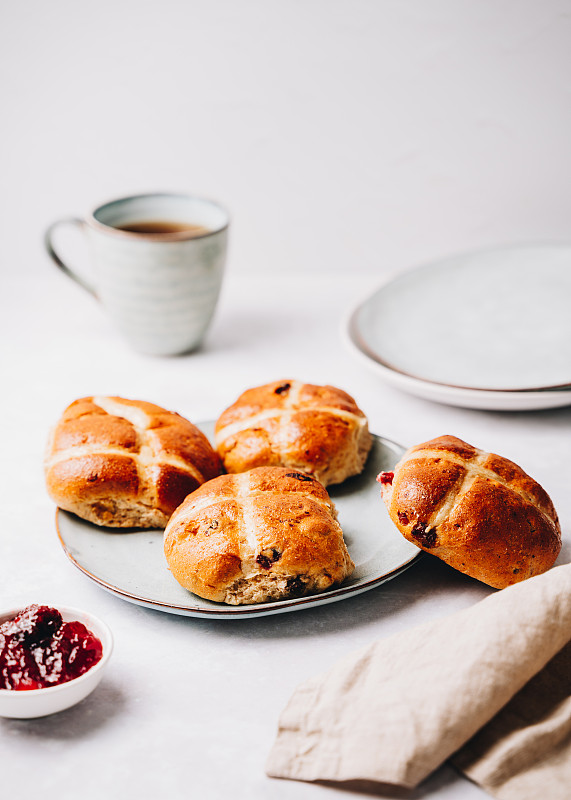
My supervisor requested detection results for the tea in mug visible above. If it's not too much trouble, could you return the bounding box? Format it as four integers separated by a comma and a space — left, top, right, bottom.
116, 220, 210, 236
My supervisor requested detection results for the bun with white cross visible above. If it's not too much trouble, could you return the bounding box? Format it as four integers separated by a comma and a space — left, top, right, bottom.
214, 379, 372, 487
45, 396, 222, 528
163, 466, 354, 604
378, 435, 561, 589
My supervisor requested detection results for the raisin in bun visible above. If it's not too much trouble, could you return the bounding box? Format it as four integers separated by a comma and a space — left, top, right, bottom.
45, 396, 221, 528
378, 435, 561, 589
214, 379, 372, 487
164, 466, 354, 604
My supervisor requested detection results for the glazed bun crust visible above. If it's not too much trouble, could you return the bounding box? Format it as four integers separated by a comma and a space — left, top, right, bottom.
214, 380, 372, 487
164, 466, 355, 604
45, 396, 221, 528
379, 435, 561, 589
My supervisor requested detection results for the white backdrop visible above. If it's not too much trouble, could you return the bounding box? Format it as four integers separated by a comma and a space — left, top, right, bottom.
1, 8, 570, 798
1, 0, 570, 283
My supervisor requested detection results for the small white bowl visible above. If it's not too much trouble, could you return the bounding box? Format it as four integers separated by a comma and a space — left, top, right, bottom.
0, 605, 113, 719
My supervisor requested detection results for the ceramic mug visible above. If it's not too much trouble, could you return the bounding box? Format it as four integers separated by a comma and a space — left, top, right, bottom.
45, 192, 229, 356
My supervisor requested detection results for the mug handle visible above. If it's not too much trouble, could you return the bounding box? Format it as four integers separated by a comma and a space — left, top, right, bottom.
44, 217, 97, 297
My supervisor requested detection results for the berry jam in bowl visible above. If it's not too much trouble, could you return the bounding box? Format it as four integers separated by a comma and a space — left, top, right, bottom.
0, 604, 113, 718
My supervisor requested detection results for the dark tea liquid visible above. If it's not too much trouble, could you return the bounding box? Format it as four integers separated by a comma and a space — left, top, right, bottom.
116, 220, 209, 236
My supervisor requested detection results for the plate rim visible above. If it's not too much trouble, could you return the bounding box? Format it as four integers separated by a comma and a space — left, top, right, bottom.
344, 325, 571, 411
346, 242, 571, 394
54, 429, 422, 619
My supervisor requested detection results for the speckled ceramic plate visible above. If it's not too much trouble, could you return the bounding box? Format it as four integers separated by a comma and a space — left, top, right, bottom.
346, 244, 571, 410
55, 423, 421, 619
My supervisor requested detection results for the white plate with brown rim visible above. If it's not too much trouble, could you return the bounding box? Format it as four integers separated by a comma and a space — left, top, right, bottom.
346, 244, 571, 410
55, 422, 421, 619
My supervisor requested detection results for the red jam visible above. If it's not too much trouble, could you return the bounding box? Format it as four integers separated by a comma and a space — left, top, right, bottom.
0, 605, 103, 691
377, 471, 394, 485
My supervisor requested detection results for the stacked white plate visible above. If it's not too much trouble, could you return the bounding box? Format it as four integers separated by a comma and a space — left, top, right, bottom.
345, 244, 571, 410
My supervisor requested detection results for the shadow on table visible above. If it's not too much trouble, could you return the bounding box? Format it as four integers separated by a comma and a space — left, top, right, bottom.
196, 308, 278, 355
201, 304, 328, 355
313, 762, 478, 798
147, 555, 489, 642
0, 680, 126, 740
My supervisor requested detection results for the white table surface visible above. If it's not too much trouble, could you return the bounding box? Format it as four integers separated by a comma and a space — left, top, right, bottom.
2, 265, 569, 800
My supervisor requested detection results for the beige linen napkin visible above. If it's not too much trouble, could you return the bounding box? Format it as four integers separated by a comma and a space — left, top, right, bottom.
451, 639, 570, 799
266, 562, 571, 796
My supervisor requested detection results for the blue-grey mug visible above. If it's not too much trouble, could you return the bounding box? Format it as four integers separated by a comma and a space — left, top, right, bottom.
45, 192, 229, 355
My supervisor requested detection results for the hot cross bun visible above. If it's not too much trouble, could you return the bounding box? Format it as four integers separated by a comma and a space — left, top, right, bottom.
214, 380, 372, 487
45, 396, 221, 528
378, 435, 561, 588
164, 466, 355, 604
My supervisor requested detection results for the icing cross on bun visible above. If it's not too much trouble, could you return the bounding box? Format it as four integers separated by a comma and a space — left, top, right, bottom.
378, 435, 561, 589
164, 466, 355, 604
45, 396, 221, 528
214, 379, 372, 487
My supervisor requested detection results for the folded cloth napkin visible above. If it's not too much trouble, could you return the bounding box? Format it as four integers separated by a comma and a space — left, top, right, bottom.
451, 639, 570, 799
266, 562, 571, 798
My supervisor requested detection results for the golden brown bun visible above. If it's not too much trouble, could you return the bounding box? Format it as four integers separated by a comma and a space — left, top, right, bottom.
378, 435, 561, 589
214, 379, 372, 486
45, 396, 222, 528
164, 466, 355, 604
